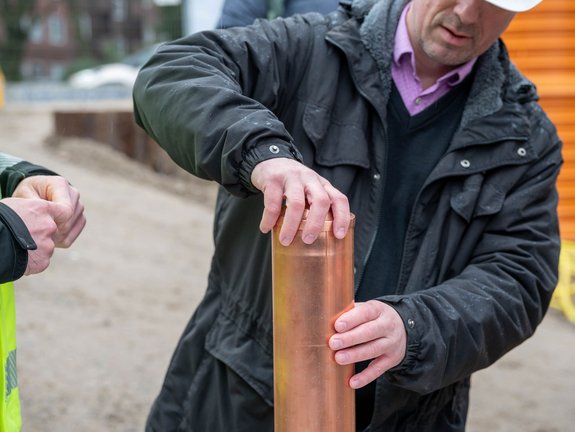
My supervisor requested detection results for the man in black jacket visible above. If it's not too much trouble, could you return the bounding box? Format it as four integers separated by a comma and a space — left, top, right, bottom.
0, 152, 86, 283
133, 0, 560, 430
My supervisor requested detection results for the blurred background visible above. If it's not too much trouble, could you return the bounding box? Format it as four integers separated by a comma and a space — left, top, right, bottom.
0, 0, 223, 102
1, 1, 574, 431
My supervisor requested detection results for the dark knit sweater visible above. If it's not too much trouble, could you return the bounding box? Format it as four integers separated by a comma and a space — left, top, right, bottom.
355, 77, 473, 430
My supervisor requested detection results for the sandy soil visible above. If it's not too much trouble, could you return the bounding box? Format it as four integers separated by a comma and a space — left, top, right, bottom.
1, 104, 574, 432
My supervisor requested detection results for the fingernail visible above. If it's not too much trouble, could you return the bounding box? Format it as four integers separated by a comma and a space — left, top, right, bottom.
350, 377, 360, 389
335, 321, 347, 332
335, 352, 348, 364
330, 338, 342, 350
336, 227, 346, 238
303, 234, 316, 244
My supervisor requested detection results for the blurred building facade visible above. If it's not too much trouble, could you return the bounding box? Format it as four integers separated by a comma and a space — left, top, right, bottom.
1, 0, 159, 81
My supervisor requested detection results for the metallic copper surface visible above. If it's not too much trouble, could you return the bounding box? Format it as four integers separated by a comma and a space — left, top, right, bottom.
272, 211, 355, 432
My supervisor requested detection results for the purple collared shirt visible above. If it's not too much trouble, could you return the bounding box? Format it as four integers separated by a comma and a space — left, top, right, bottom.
391, 3, 477, 116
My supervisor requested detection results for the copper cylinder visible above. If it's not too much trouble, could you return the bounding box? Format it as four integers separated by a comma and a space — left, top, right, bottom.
272, 210, 356, 432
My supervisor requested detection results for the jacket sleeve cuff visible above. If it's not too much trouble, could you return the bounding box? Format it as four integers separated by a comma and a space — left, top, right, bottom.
0, 203, 37, 283
375, 296, 423, 377
238, 142, 304, 194
1, 161, 59, 198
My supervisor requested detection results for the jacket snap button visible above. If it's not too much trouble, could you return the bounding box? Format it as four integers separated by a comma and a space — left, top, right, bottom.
269, 145, 280, 154
373, 173, 381, 181
460, 159, 471, 168
408, 319, 415, 329
517, 147, 527, 157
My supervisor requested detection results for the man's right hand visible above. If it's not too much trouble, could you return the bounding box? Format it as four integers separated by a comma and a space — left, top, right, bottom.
1, 197, 70, 275
250, 157, 351, 245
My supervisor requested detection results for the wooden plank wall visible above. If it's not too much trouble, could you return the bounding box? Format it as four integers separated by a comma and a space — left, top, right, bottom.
53, 110, 181, 175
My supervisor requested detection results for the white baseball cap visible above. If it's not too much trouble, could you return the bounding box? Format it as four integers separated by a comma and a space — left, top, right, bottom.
484, 0, 543, 12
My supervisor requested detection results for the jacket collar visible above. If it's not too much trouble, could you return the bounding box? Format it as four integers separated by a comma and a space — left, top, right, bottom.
344, 0, 537, 144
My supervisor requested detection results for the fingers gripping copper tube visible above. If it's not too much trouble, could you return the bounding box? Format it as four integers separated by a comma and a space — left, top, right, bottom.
272, 211, 356, 432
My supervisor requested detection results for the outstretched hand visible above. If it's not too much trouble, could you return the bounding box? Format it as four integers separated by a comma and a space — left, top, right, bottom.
250, 157, 351, 245
329, 300, 407, 389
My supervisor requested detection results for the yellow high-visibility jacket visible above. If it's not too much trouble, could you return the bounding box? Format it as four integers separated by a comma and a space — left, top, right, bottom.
0, 281, 20, 432
0, 160, 21, 431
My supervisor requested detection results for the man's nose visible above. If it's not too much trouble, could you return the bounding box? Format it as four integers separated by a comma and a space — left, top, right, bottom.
453, 0, 481, 24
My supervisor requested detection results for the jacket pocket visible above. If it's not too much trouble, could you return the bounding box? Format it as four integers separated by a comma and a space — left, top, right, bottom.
204, 311, 274, 406
302, 103, 370, 168
449, 174, 505, 223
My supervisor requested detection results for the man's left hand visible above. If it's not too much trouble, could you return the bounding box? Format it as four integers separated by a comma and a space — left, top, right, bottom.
12, 175, 86, 248
328, 300, 407, 389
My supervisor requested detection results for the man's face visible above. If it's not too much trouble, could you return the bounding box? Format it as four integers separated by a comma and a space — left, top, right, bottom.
407, 0, 516, 68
